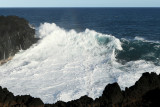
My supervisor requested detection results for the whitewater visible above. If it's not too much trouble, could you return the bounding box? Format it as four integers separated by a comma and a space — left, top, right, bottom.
0, 23, 160, 103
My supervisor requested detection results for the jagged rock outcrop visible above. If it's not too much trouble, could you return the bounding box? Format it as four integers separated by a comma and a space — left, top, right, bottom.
0, 86, 44, 107
0, 72, 159, 107
0, 16, 38, 63
122, 72, 160, 107
45, 72, 160, 107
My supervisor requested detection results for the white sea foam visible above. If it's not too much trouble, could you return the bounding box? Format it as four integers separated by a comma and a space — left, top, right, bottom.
134, 36, 145, 41
134, 36, 160, 43
0, 23, 160, 103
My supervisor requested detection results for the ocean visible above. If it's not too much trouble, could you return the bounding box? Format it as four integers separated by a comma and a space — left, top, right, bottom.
0, 8, 160, 103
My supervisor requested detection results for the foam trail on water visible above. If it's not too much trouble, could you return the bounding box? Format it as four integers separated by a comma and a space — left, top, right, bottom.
134, 36, 160, 43
0, 23, 160, 103
134, 36, 145, 41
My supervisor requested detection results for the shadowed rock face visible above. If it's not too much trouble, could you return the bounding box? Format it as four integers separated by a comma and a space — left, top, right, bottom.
122, 72, 160, 107
0, 16, 37, 61
142, 88, 160, 107
0, 86, 44, 107
0, 72, 160, 107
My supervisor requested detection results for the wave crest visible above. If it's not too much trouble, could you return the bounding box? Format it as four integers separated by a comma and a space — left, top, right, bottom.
0, 22, 122, 103
0, 23, 160, 104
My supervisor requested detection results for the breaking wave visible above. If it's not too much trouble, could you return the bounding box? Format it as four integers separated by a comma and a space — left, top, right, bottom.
0, 23, 160, 103
116, 37, 160, 65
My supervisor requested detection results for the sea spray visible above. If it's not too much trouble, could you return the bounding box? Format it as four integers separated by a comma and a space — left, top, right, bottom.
0, 23, 160, 103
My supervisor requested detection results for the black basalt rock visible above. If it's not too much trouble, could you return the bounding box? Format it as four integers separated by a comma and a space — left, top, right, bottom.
0, 16, 38, 61
45, 72, 160, 107
67, 95, 93, 107
122, 72, 160, 106
141, 88, 160, 107
0, 72, 160, 107
0, 86, 44, 107
102, 82, 123, 104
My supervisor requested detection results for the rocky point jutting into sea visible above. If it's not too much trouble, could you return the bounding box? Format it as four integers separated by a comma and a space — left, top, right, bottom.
0, 16, 160, 107
0, 16, 38, 64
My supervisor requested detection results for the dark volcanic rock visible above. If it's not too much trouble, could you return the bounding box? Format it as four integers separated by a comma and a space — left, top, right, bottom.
122, 72, 160, 107
0, 72, 160, 107
0, 86, 44, 107
94, 82, 123, 107
141, 88, 160, 107
67, 95, 93, 107
0, 16, 38, 61
45, 72, 160, 107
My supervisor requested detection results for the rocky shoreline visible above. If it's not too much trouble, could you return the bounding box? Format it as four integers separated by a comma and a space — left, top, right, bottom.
0, 16, 38, 64
0, 16, 160, 107
0, 72, 159, 107
46, 72, 160, 107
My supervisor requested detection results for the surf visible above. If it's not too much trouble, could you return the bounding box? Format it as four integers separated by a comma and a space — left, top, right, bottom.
0, 22, 160, 103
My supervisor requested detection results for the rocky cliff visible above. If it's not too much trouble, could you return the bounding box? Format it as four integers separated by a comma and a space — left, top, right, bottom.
0, 16, 37, 64
0, 72, 159, 107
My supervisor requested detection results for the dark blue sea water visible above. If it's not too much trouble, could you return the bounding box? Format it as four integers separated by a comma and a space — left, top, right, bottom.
1, 8, 160, 64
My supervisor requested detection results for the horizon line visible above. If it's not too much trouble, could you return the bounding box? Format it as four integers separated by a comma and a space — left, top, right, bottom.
0, 7, 160, 8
